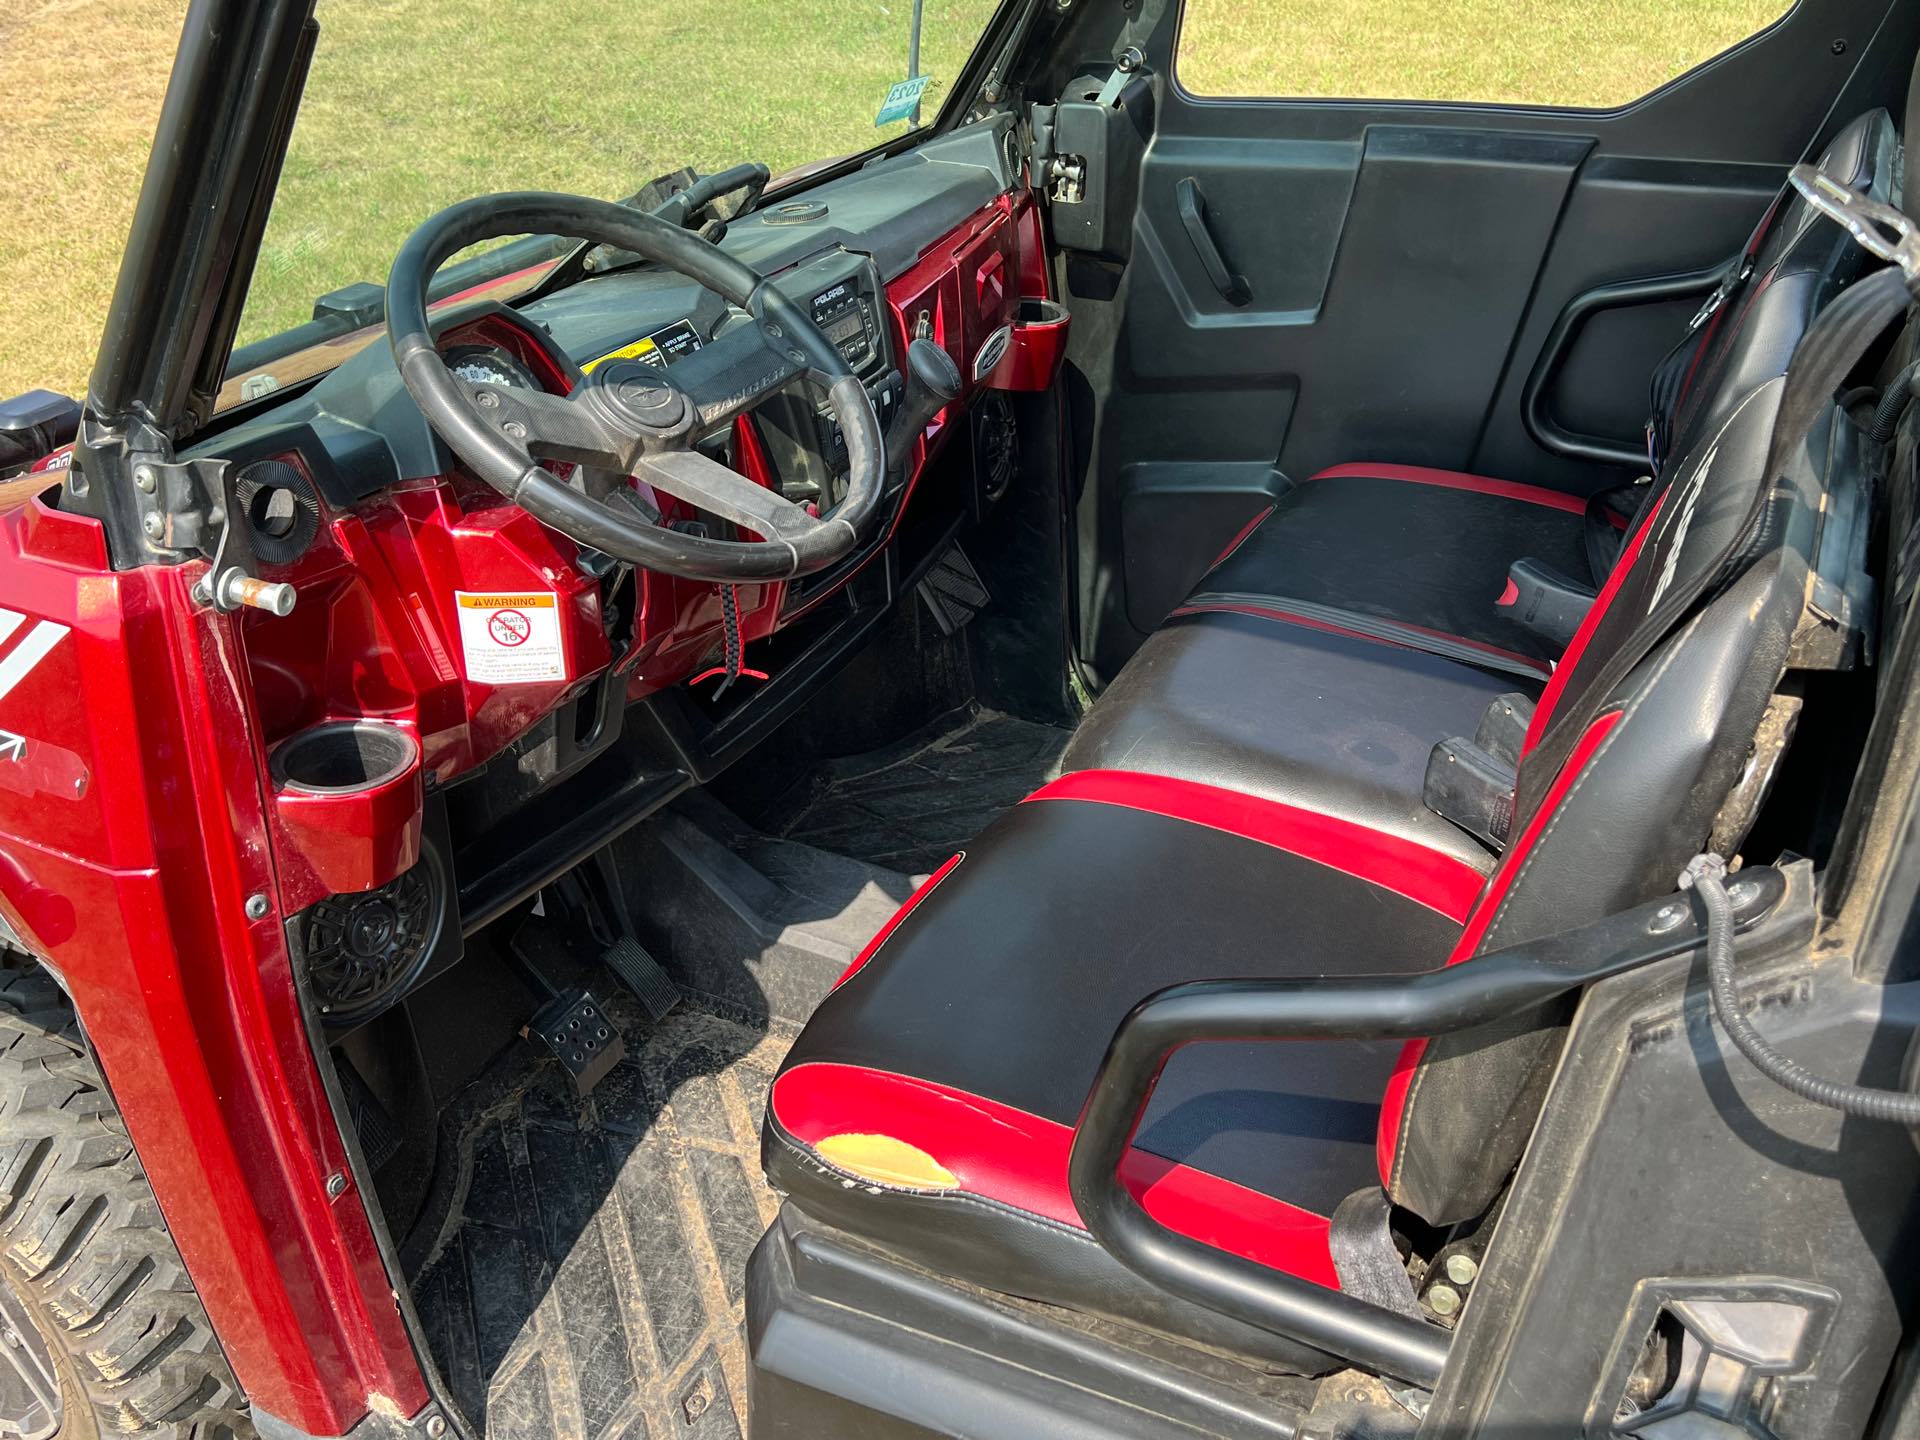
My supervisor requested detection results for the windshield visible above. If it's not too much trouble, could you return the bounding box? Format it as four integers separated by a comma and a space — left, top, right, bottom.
233, 0, 1003, 356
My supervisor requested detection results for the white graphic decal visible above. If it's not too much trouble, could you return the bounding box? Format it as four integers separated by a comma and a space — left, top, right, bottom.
1647, 443, 1714, 616
0, 610, 68, 702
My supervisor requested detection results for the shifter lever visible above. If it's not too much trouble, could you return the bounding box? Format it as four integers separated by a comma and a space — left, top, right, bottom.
884, 339, 963, 476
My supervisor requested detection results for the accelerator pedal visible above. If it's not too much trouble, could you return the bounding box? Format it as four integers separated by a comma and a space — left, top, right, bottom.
917, 543, 990, 636
585, 850, 680, 1021
602, 934, 680, 1022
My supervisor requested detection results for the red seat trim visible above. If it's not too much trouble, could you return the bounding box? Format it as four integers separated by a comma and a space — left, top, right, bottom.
1522, 491, 1667, 756
1173, 596, 1552, 677
1208, 504, 1277, 568
833, 852, 965, 989
1027, 769, 1485, 923
1374, 709, 1625, 1187
1309, 462, 1587, 517
771, 1061, 1341, 1288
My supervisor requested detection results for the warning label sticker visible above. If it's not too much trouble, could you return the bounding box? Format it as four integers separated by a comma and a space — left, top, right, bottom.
455, 591, 565, 685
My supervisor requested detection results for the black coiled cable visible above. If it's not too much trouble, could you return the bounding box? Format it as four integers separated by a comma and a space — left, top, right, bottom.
1685, 853, 1920, 1125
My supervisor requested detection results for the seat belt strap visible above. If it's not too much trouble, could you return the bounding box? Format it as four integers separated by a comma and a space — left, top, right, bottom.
1518, 243, 1914, 819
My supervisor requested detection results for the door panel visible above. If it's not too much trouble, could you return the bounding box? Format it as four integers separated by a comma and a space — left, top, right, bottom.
1051, 0, 1918, 678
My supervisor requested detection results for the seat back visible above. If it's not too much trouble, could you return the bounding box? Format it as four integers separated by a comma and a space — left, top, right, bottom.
1652, 108, 1895, 475
1388, 313, 1884, 1221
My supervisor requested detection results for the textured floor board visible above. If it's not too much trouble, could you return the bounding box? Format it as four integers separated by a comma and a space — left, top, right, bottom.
409, 999, 795, 1440
762, 705, 1073, 873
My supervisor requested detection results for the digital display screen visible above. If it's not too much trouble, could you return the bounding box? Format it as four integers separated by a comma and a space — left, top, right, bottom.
824, 311, 865, 347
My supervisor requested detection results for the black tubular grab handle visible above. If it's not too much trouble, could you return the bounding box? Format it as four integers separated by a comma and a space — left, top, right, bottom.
1174, 177, 1252, 306
1064, 867, 1791, 1389
1520, 263, 1728, 468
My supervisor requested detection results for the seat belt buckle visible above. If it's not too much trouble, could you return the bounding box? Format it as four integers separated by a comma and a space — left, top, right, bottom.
1424, 737, 1515, 850
1497, 558, 1595, 651
1422, 693, 1535, 849
1790, 163, 1920, 294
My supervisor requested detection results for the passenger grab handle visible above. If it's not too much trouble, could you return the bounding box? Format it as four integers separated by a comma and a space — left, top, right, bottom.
1064, 866, 1793, 1387
1174, 177, 1251, 307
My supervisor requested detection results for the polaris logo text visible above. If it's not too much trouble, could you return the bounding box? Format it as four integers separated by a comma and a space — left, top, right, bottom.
0, 610, 69, 702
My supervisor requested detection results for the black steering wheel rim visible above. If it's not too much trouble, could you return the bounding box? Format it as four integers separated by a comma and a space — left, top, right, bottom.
387, 191, 885, 581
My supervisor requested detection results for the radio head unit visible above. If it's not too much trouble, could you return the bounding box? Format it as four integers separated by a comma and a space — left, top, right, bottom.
810, 278, 881, 372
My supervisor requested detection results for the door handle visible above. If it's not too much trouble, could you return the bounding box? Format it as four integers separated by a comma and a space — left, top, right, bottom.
1174, 177, 1250, 306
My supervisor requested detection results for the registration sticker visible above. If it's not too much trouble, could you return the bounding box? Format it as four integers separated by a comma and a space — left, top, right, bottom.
455, 591, 566, 685
874, 75, 933, 126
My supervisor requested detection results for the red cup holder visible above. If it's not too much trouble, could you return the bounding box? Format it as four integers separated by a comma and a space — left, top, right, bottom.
272, 721, 417, 794
988, 297, 1071, 392
269, 721, 423, 907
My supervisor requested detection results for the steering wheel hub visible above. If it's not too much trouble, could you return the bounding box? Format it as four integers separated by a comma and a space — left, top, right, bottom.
598, 362, 690, 432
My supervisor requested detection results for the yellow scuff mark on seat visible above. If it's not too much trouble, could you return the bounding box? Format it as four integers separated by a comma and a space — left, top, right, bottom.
815, 1133, 959, 1189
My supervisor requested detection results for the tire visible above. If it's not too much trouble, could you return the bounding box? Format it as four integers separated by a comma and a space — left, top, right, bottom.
0, 961, 249, 1440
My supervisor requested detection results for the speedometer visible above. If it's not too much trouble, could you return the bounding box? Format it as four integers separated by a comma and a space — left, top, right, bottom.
443, 344, 542, 391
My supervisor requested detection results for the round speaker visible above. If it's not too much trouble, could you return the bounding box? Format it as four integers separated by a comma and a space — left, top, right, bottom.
234, 459, 321, 565
303, 849, 448, 1026
974, 392, 1017, 504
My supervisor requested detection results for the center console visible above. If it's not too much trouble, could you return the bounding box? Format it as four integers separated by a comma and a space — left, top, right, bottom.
755, 253, 903, 510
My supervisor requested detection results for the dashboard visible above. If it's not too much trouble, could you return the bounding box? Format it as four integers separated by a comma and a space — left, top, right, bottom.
193, 113, 1051, 825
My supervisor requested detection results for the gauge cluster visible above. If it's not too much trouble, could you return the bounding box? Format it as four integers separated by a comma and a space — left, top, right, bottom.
443, 345, 544, 392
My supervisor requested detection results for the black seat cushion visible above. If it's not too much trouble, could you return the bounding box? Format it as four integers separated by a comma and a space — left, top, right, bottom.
764, 770, 1480, 1367
1199, 464, 1594, 669
1062, 606, 1538, 874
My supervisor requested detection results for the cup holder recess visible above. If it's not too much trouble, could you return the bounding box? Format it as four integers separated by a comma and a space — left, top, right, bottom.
1018, 297, 1070, 327
272, 721, 418, 795
990, 297, 1072, 392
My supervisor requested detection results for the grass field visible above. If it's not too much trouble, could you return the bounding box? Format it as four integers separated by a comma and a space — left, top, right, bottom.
2, 0, 1787, 403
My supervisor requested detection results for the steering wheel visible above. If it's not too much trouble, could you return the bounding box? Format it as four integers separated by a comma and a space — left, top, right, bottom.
386, 192, 884, 581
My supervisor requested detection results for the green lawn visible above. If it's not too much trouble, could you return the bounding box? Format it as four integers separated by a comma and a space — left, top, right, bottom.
1177, 0, 1791, 106
1, 0, 1789, 402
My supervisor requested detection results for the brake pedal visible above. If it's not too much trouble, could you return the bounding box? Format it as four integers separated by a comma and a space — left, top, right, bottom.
525, 990, 626, 1097
512, 916, 627, 1096
917, 543, 990, 636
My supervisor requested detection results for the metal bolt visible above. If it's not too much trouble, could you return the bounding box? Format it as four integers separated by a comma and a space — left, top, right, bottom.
1831, 37, 1847, 54
1427, 1283, 1462, 1317
424, 1416, 446, 1440
133, 464, 157, 493
1728, 877, 1761, 908
1648, 901, 1688, 934
141, 513, 165, 540
681, 1390, 709, 1422
503, 421, 527, 439
244, 893, 271, 921
325, 1172, 347, 1198
1443, 1253, 1479, 1287
476, 389, 500, 409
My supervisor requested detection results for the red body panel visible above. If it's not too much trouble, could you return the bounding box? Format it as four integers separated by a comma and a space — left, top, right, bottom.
0, 497, 427, 1433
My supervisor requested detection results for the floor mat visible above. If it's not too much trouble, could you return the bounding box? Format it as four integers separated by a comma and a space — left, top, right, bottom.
407, 996, 795, 1440
760, 705, 1072, 873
